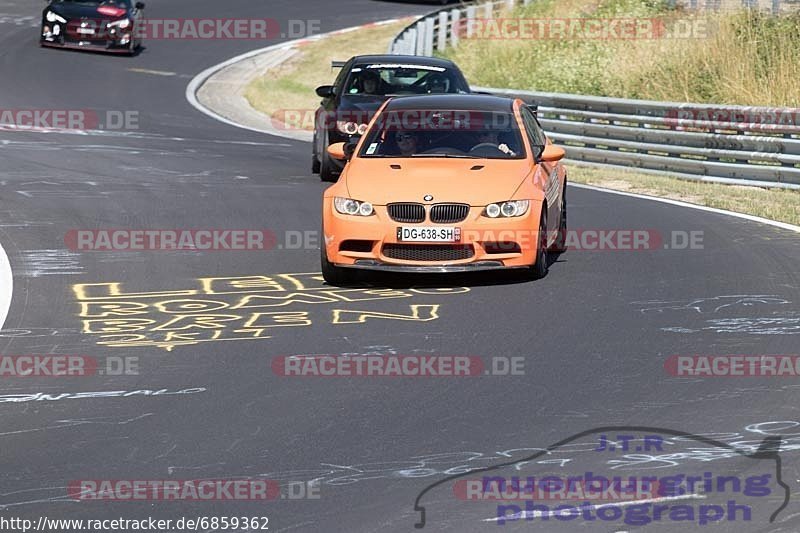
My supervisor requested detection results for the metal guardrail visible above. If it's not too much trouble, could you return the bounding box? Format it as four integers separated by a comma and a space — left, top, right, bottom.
388, 0, 800, 189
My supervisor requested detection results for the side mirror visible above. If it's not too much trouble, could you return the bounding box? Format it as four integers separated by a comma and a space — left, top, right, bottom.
328, 141, 358, 161
316, 85, 335, 98
540, 144, 565, 162
327, 142, 347, 160
343, 139, 358, 160
135, 1, 145, 8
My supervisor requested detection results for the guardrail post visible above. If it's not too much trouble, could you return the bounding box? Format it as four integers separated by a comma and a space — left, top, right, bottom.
484, 2, 493, 20
505, 0, 515, 11
414, 23, 424, 55
450, 9, 461, 47
424, 17, 435, 56
466, 5, 477, 38
437, 11, 448, 52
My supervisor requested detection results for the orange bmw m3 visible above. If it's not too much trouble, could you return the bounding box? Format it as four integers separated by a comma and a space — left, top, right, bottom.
321, 94, 567, 284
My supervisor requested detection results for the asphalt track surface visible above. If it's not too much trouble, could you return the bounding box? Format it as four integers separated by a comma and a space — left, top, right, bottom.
1, 1, 800, 531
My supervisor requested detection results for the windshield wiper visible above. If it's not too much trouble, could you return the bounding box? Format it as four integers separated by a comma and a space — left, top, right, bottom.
411, 153, 478, 158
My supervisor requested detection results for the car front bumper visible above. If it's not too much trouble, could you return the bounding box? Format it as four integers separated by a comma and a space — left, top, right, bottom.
41, 23, 134, 53
323, 201, 543, 271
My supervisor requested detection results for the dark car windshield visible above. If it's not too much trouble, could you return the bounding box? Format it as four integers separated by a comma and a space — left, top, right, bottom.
358, 110, 526, 159
344, 64, 469, 97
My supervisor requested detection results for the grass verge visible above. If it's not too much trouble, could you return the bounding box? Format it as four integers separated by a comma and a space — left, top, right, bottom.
444, 0, 800, 106
245, 20, 411, 130
570, 166, 800, 226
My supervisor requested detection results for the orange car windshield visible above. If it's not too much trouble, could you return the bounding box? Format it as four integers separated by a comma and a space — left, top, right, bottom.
358, 110, 526, 159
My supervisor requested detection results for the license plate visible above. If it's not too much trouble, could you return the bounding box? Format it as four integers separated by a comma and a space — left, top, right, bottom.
397, 226, 461, 242
77, 27, 95, 34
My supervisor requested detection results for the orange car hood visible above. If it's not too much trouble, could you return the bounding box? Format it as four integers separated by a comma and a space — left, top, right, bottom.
344, 157, 533, 205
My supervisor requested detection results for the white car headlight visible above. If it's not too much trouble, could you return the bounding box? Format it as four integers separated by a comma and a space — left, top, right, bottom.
46, 11, 67, 23
336, 121, 367, 136
483, 200, 529, 218
108, 18, 131, 29
334, 197, 374, 216
485, 203, 501, 218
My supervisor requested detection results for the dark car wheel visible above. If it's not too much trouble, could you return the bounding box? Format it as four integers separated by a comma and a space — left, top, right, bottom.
321, 240, 356, 285
320, 153, 338, 182
312, 133, 321, 174
550, 180, 567, 254
319, 131, 339, 182
529, 208, 549, 280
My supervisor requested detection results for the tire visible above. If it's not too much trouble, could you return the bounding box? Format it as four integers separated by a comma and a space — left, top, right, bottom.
319, 153, 338, 182
321, 240, 356, 285
550, 181, 567, 254
319, 131, 339, 182
528, 208, 549, 280
312, 133, 321, 174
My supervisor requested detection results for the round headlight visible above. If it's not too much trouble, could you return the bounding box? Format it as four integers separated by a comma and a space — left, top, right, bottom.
118, 19, 130, 29
344, 199, 359, 215
359, 202, 373, 216
501, 202, 517, 217
357, 123, 368, 135
336, 121, 358, 135
485, 203, 501, 218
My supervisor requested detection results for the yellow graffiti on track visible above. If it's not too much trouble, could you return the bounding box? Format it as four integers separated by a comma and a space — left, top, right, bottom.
73, 273, 469, 351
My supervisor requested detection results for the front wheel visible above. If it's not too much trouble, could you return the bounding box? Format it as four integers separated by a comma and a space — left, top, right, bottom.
311, 133, 321, 174
550, 181, 567, 254
319, 153, 338, 182
528, 208, 549, 280
319, 131, 339, 182
321, 241, 356, 285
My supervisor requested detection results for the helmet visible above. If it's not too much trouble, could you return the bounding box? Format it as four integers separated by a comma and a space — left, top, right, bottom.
427, 73, 448, 93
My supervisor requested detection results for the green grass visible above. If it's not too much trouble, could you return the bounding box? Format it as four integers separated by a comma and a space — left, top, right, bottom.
570, 166, 800, 226
245, 20, 411, 129
444, 0, 800, 106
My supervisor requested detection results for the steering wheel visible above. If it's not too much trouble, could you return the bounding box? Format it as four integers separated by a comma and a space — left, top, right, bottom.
420, 147, 465, 155
470, 143, 500, 151
469, 143, 506, 157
